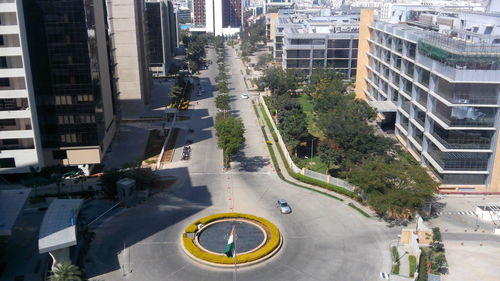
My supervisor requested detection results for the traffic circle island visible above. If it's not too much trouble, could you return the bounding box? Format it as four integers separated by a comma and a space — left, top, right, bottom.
181, 213, 282, 267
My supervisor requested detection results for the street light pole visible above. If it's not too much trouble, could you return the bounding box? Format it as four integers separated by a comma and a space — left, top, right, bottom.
310, 138, 315, 163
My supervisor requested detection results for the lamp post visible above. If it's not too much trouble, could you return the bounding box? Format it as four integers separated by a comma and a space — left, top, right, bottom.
310, 138, 315, 163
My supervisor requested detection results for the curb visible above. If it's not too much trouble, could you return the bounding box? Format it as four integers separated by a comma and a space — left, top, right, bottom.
181, 233, 283, 269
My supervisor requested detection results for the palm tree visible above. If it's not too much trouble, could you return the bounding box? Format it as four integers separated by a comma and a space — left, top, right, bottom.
49, 261, 82, 281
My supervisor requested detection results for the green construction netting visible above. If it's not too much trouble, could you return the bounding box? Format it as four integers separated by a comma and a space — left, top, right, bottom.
418, 40, 500, 67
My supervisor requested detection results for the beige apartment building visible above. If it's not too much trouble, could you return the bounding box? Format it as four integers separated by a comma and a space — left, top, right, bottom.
108, 0, 152, 119
355, 9, 500, 193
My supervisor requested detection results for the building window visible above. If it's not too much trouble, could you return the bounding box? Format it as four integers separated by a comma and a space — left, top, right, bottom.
57, 115, 75, 124
60, 133, 78, 143
0, 119, 16, 126
0, 158, 16, 168
0, 57, 7, 68
77, 94, 94, 103
55, 96, 73, 105
2, 139, 19, 145
52, 150, 67, 160
0, 78, 9, 87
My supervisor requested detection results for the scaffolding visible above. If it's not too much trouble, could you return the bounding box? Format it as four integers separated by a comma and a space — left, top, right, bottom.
417, 32, 500, 69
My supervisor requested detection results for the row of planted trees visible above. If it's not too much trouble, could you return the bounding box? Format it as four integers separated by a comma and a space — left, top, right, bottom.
182, 32, 209, 73
213, 38, 245, 168
258, 68, 437, 220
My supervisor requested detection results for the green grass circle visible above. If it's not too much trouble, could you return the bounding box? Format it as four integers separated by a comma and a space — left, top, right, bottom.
182, 213, 281, 265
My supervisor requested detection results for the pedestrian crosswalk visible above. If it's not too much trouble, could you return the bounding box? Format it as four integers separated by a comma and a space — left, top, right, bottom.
437, 211, 476, 216
379, 272, 390, 279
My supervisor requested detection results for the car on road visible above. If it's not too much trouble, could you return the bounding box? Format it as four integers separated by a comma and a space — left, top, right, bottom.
276, 199, 291, 214
241, 93, 249, 99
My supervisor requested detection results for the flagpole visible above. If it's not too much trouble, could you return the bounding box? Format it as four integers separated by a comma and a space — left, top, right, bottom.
233, 227, 237, 281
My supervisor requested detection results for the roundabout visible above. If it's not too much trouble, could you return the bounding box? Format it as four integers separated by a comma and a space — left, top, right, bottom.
182, 213, 282, 266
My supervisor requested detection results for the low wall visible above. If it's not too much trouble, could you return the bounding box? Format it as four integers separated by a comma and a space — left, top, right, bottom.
258, 95, 354, 192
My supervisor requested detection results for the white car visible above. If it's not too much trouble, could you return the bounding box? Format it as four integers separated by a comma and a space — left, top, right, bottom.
241, 93, 249, 99
276, 199, 291, 214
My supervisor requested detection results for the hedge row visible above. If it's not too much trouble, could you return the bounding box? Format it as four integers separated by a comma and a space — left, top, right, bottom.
255, 104, 344, 202
409, 255, 417, 277
183, 213, 281, 264
391, 246, 400, 274
347, 203, 370, 218
258, 104, 360, 201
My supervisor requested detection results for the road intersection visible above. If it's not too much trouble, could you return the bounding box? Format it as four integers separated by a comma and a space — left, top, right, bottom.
85, 45, 396, 281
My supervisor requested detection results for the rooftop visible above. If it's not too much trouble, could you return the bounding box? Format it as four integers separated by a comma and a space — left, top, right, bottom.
38, 199, 83, 253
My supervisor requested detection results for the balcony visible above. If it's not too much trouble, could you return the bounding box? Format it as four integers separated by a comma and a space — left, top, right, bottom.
427, 148, 490, 172
429, 124, 493, 150
434, 79, 498, 105
0, 129, 33, 139
432, 101, 496, 128
0, 108, 31, 119
0, 143, 35, 151
0, 68, 24, 78
0, 25, 19, 35
416, 53, 500, 83
428, 130, 491, 150
0, 47, 22, 56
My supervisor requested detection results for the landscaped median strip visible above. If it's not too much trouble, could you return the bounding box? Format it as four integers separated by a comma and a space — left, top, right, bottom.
253, 103, 372, 217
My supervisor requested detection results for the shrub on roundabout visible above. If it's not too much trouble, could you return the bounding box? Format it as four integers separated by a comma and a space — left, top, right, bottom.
183, 213, 281, 264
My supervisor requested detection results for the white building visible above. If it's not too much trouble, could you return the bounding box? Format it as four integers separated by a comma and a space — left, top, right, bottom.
0, 0, 43, 173
206, 0, 243, 36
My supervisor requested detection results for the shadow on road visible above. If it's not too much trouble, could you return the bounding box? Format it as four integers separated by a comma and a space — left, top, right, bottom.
233, 150, 270, 172
84, 167, 212, 278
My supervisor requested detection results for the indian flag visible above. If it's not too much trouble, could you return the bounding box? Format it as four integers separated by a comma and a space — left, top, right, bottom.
225, 226, 235, 258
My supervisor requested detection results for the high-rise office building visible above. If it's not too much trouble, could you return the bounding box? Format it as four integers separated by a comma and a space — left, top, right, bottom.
271, 9, 359, 78
206, 0, 243, 36
146, 0, 178, 76
0, 0, 43, 173
355, 9, 500, 192
193, 0, 206, 26
108, 0, 151, 119
17, 0, 117, 170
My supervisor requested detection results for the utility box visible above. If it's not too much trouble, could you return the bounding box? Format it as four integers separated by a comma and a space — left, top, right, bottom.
117, 178, 136, 202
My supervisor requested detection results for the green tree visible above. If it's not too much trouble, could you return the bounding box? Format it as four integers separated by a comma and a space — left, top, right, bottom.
318, 139, 345, 173
187, 60, 199, 73
217, 81, 229, 94
215, 115, 245, 167
169, 85, 183, 106
347, 155, 436, 219
278, 107, 308, 154
215, 94, 231, 111
258, 67, 300, 96
49, 262, 82, 281
255, 54, 272, 70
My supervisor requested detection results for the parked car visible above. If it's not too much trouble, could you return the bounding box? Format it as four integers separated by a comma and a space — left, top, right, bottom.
276, 199, 291, 214
241, 93, 249, 99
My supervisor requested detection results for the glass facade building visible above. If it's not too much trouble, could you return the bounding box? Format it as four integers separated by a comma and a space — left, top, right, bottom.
272, 10, 359, 78
22, 0, 116, 165
357, 9, 500, 192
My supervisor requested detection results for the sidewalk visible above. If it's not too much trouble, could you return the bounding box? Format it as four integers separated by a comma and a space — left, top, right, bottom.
253, 96, 378, 218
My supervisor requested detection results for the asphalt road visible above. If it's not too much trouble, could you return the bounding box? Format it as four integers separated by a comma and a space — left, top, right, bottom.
85, 46, 395, 281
